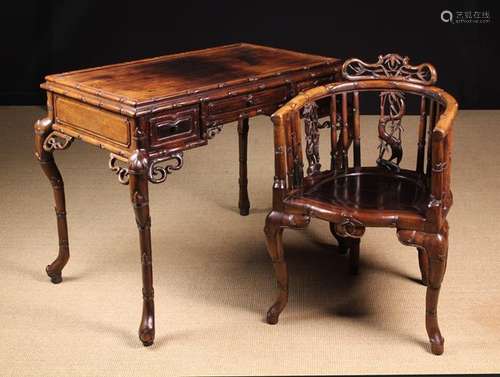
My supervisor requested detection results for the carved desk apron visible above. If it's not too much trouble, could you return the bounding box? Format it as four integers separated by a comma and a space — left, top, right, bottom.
34, 43, 342, 346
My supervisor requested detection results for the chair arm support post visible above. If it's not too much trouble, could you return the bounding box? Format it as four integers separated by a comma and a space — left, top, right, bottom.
271, 113, 288, 211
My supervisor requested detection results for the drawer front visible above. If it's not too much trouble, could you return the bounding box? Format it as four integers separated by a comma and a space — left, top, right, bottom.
54, 95, 131, 147
149, 106, 201, 148
206, 86, 289, 115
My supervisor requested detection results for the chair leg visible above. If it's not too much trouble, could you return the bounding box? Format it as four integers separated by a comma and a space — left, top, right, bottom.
329, 222, 349, 255
265, 212, 287, 325
398, 223, 449, 355
34, 118, 70, 284
265, 211, 310, 324
417, 247, 429, 286
330, 222, 361, 274
237, 117, 250, 216
349, 238, 360, 275
425, 225, 448, 356
129, 151, 155, 347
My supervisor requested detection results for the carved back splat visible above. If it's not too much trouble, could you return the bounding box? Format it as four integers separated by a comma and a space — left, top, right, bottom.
342, 54, 437, 171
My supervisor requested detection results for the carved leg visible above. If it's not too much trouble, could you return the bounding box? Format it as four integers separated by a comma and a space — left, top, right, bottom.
34, 118, 71, 284
129, 151, 155, 347
265, 212, 287, 324
398, 224, 449, 355
329, 222, 362, 274
237, 117, 250, 216
329, 222, 349, 255
417, 247, 429, 286
265, 211, 310, 324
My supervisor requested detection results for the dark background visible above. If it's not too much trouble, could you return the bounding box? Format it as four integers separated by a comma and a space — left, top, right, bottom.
2, 0, 499, 108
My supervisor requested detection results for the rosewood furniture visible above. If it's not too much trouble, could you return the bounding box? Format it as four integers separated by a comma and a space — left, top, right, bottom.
34, 43, 342, 346
265, 54, 457, 355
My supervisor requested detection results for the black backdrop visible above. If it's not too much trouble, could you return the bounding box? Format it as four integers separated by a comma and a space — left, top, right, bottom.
3, 0, 500, 108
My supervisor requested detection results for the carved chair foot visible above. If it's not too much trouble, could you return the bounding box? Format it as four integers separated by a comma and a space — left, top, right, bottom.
46, 265, 63, 284
139, 329, 155, 347
266, 296, 287, 325
430, 336, 444, 355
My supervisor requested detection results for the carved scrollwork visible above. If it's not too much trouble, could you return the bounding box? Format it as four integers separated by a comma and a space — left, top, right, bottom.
377, 91, 406, 172
148, 152, 184, 184
342, 53, 437, 85
43, 131, 74, 152
207, 125, 223, 139
108, 153, 130, 185
334, 218, 365, 238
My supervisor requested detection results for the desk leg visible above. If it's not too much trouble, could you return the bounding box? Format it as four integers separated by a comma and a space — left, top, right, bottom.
238, 117, 250, 216
34, 118, 71, 284
129, 152, 155, 347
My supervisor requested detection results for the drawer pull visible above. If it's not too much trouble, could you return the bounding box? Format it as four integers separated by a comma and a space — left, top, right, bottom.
246, 95, 255, 107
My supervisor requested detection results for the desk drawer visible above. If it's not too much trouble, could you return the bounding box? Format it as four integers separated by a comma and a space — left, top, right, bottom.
149, 106, 201, 148
206, 86, 289, 115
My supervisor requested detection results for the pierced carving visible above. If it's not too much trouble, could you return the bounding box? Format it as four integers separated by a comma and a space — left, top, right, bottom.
207, 125, 223, 139
302, 102, 327, 175
108, 153, 130, 185
43, 131, 74, 152
342, 53, 437, 85
377, 91, 406, 172
334, 218, 365, 238
148, 152, 184, 184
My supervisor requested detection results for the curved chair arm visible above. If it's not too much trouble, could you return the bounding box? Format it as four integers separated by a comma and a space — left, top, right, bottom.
271, 80, 458, 229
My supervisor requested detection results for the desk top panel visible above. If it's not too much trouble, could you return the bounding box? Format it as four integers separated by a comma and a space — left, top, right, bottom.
44, 43, 339, 106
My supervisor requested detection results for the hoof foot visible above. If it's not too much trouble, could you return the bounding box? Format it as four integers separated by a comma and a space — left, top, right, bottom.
46, 266, 62, 284
239, 208, 250, 216
430, 338, 444, 355
266, 303, 283, 325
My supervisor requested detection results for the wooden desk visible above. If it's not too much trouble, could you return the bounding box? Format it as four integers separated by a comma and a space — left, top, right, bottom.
34, 43, 341, 346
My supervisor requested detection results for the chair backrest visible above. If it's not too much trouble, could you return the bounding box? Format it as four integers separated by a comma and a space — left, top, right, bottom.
270, 54, 457, 232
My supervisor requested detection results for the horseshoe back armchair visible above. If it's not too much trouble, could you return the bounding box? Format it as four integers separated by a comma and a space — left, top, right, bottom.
264, 54, 457, 355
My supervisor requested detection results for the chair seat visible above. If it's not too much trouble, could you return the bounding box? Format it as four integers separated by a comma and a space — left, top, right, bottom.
284, 167, 429, 228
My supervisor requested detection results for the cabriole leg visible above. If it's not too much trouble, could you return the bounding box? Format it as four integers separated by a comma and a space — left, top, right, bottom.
265, 212, 287, 324
129, 151, 155, 347
34, 118, 70, 284
425, 225, 448, 355
398, 224, 449, 355
237, 117, 250, 216
265, 212, 310, 324
417, 247, 429, 286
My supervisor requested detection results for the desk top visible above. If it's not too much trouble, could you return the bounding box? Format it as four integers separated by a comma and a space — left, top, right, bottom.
43, 43, 339, 107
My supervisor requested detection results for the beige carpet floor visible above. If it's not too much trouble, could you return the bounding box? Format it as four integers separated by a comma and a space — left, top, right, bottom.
0, 106, 500, 376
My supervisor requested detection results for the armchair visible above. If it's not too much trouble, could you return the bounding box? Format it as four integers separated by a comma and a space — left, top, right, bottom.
264, 54, 457, 355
